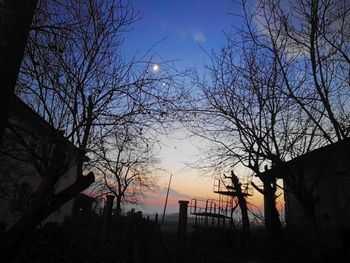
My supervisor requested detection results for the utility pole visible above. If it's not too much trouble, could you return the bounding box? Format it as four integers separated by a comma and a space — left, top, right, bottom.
161, 174, 172, 224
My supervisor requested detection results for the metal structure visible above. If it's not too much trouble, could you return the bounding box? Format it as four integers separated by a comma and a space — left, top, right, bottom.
190, 197, 233, 227
213, 178, 252, 197
189, 177, 253, 227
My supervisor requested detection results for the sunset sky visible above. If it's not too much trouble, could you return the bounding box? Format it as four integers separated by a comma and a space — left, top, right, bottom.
121, 0, 266, 215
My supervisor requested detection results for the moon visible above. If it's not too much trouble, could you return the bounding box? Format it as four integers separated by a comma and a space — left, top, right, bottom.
152, 64, 159, 72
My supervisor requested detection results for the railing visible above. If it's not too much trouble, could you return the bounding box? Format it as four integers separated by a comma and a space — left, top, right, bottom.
190, 198, 235, 218
189, 198, 237, 227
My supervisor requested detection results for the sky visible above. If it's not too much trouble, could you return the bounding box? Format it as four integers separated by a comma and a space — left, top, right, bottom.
121, 0, 265, 215
122, 0, 242, 71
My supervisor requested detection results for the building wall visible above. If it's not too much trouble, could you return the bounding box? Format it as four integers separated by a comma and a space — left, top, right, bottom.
0, 160, 78, 230
283, 140, 350, 247
0, 144, 41, 230
0, 97, 79, 230
44, 164, 77, 224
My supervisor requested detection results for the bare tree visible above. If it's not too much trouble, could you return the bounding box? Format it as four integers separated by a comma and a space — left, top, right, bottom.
17, 0, 183, 171
263, 0, 350, 142
15, 0, 182, 207
0, 0, 184, 258
185, 31, 291, 242
244, 0, 350, 249
91, 122, 158, 214
182, 0, 350, 258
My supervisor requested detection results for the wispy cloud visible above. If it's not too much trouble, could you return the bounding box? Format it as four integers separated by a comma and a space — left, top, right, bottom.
192, 31, 206, 42
144, 186, 192, 207
129, 186, 192, 214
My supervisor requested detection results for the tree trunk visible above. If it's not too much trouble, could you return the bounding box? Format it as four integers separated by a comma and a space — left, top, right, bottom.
230, 171, 250, 240
261, 177, 284, 253
116, 195, 122, 216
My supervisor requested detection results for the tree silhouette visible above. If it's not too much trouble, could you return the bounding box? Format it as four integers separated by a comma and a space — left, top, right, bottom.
91, 122, 158, 214
1, 0, 184, 258
182, 0, 350, 252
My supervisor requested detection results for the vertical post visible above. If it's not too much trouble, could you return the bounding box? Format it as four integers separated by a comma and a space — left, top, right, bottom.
178, 200, 189, 238
194, 199, 198, 226
177, 200, 189, 262
205, 199, 208, 226
162, 174, 172, 224
211, 202, 215, 225
101, 195, 115, 242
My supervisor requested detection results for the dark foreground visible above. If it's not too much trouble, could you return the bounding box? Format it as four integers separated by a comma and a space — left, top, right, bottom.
5, 214, 350, 263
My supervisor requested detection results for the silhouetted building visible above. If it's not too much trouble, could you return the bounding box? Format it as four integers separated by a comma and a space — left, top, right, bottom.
264, 139, 350, 248
0, 96, 81, 230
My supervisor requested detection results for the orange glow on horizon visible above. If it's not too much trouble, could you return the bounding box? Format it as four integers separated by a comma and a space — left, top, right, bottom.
141, 180, 285, 216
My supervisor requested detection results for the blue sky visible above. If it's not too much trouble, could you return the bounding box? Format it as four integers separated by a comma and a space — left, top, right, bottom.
121, 0, 251, 214
123, 0, 242, 72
